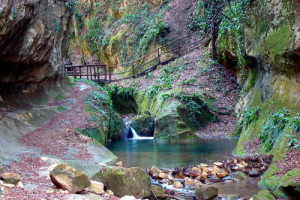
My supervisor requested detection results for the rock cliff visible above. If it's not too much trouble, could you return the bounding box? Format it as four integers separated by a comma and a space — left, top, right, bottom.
0, 0, 71, 99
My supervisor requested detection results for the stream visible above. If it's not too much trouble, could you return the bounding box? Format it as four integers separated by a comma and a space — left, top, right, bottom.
107, 139, 238, 169
107, 138, 263, 199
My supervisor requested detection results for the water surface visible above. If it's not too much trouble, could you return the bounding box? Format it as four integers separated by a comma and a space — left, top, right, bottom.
107, 139, 238, 168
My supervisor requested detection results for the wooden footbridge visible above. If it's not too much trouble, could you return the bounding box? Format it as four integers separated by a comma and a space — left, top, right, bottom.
65, 33, 210, 84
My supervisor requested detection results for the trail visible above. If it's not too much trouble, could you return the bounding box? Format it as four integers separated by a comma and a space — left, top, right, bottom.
0, 82, 117, 200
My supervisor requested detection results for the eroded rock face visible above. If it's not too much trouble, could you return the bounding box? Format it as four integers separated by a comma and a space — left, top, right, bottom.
0, 0, 71, 96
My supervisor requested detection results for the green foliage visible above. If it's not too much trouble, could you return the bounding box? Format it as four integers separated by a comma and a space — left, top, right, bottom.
287, 138, 300, 150
175, 93, 209, 128
243, 106, 261, 126
84, 16, 104, 54
104, 84, 137, 98
259, 109, 291, 152
191, 0, 251, 68
83, 88, 121, 141
289, 114, 300, 134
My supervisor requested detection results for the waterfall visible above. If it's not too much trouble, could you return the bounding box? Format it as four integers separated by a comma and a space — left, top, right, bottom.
123, 118, 154, 140
131, 127, 139, 138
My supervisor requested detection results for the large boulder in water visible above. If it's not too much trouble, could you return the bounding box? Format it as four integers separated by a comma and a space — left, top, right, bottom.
91, 167, 151, 198
131, 114, 155, 136
50, 164, 91, 193
195, 184, 218, 200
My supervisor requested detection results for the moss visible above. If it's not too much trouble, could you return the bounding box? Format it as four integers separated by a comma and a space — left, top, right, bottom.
260, 165, 300, 198
253, 190, 275, 200
264, 23, 293, 57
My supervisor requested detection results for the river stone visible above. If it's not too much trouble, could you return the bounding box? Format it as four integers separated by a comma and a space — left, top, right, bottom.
0, 173, 21, 185
195, 184, 218, 200
150, 166, 162, 176
150, 185, 167, 200
253, 190, 275, 200
91, 167, 151, 198
248, 168, 260, 177
86, 180, 105, 194
50, 164, 91, 193
173, 181, 183, 188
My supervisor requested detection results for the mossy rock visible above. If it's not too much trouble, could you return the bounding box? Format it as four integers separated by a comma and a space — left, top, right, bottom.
135, 89, 215, 141
50, 164, 91, 193
131, 114, 155, 136
150, 185, 167, 200
91, 167, 151, 198
252, 190, 275, 200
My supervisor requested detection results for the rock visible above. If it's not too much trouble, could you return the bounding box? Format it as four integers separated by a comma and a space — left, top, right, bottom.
199, 171, 208, 181
91, 167, 151, 198
185, 167, 202, 177
120, 196, 137, 200
158, 172, 168, 179
195, 184, 218, 200
49, 164, 91, 193
248, 168, 260, 177
0, 173, 21, 185
173, 181, 183, 188
116, 161, 123, 167
212, 166, 222, 174
199, 163, 209, 168
86, 181, 105, 194
213, 162, 223, 168
253, 190, 275, 200
0, 167, 3, 175
151, 185, 167, 200
184, 178, 197, 186
172, 170, 185, 179
208, 175, 221, 183
106, 190, 114, 195
216, 172, 229, 178
149, 166, 162, 176
0, 0, 71, 93
202, 167, 213, 174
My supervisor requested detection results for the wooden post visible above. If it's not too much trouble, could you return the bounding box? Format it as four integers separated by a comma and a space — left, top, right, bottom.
132, 64, 135, 78
109, 67, 112, 82
157, 48, 161, 65
79, 66, 82, 79
74, 66, 77, 79
104, 65, 107, 81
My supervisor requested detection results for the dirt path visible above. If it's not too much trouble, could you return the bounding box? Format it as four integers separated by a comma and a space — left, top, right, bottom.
0, 82, 118, 200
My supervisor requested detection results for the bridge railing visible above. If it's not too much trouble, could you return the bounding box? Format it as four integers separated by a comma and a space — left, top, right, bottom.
65, 32, 210, 83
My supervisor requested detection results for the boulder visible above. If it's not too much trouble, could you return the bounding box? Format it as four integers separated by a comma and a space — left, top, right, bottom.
0, 173, 21, 185
50, 164, 91, 193
216, 172, 229, 178
91, 167, 151, 198
86, 181, 105, 194
151, 185, 167, 200
253, 190, 275, 200
195, 184, 218, 200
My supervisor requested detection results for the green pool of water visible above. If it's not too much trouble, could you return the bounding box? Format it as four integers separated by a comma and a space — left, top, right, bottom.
107, 139, 238, 168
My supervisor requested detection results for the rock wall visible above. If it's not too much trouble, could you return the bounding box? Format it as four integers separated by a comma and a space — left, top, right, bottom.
0, 0, 71, 99
231, 0, 300, 198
